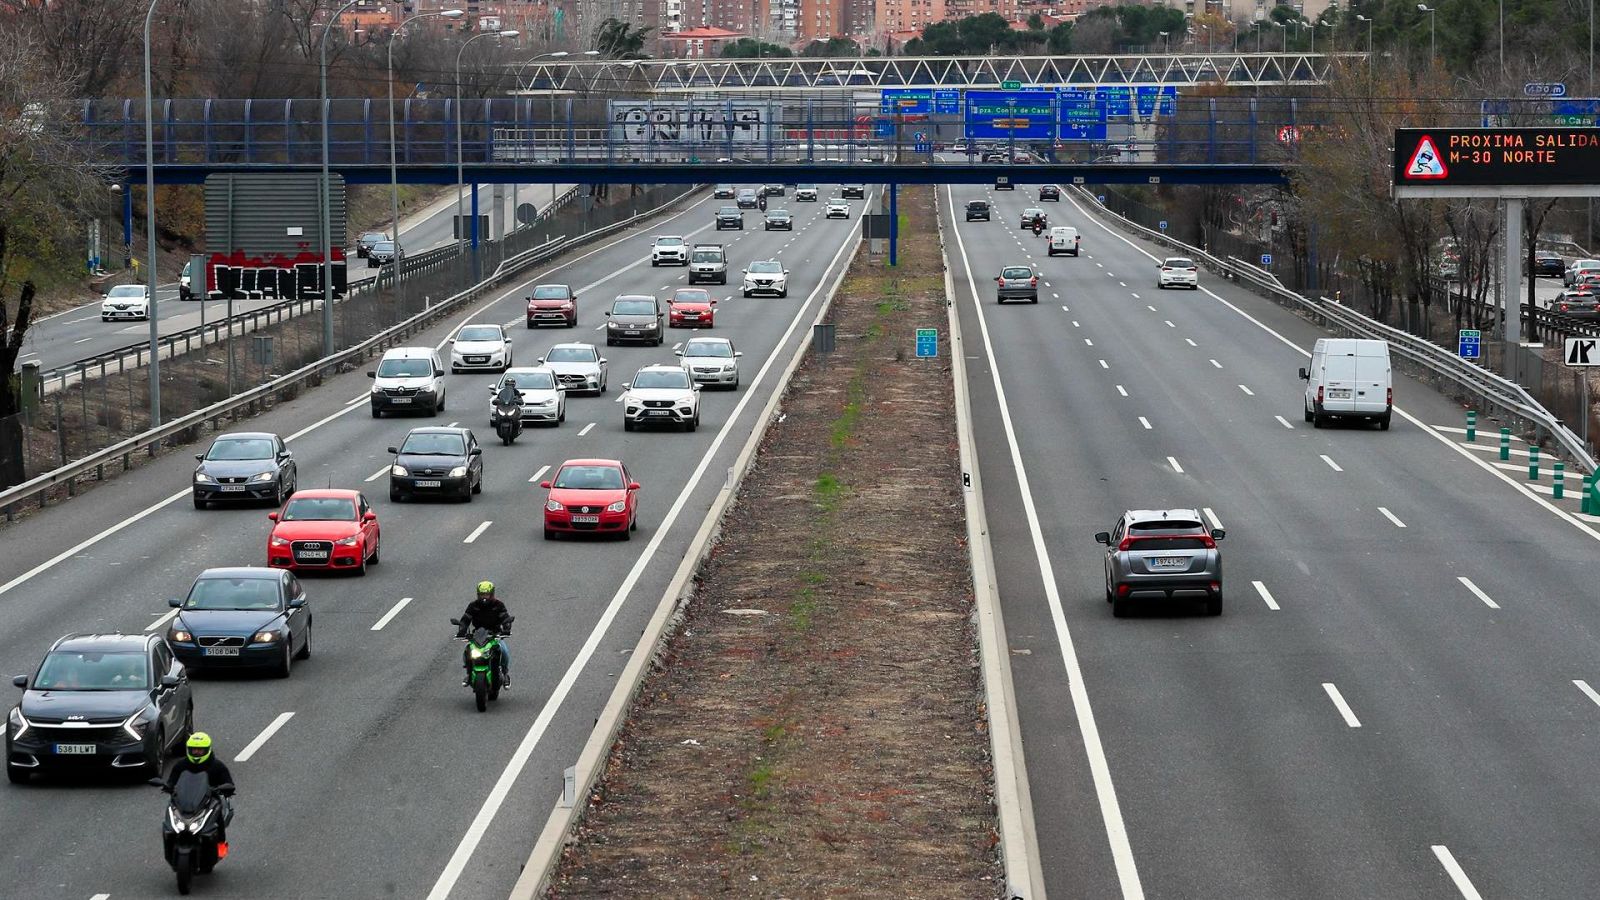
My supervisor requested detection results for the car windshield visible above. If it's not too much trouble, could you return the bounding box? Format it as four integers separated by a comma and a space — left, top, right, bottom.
107, 285, 144, 299
685, 342, 733, 358
362, 232, 386, 240
399, 433, 465, 455
1165, 258, 1196, 268
655, 237, 684, 247
767, 209, 789, 217
457, 326, 502, 342
749, 261, 782, 274
829, 198, 845, 204
501, 370, 555, 390
634, 370, 691, 389
553, 465, 626, 490
544, 346, 596, 363
1001, 267, 1032, 279
279, 497, 356, 521
1025, 209, 1043, 216
206, 438, 275, 461
532, 285, 570, 300
738, 190, 755, 197
612, 299, 655, 316
33, 651, 147, 691
376, 357, 432, 377
185, 577, 282, 611
674, 291, 711, 304
373, 242, 395, 253
691, 250, 721, 263
719, 207, 739, 216
968, 201, 987, 209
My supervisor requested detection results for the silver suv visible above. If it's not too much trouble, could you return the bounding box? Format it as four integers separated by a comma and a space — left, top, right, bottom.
1095, 509, 1225, 617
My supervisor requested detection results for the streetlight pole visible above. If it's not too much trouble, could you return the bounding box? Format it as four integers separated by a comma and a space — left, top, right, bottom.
1273, 20, 1287, 53
319, 0, 365, 358
456, 29, 521, 277
389, 8, 465, 309
1499, 0, 1505, 76
1159, 31, 1169, 54
1417, 5, 1436, 62
1356, 14, 1374, 73
141, 0, 163, 426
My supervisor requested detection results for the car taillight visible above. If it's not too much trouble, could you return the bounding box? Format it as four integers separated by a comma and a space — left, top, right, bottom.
1559, 303, 1571, 311
1386, 387, 1393, 407
1317, 385, 1324, 405
1161, 266, 1172, 271
1186, 267, 1197, 272
1030, 277, 1038, 286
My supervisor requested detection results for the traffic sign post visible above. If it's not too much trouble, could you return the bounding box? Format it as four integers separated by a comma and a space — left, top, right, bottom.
1158, 220, 1168, 231
1566, 337, 1599, 365
915, 327, 938, 358
1459, 328, 1482, 359
1260, 253, 1273, 266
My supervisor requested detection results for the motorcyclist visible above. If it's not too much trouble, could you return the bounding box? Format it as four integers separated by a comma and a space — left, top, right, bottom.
757, 193, 767, 212
1031, 219, 1044, 237
163, 732, 235, 846
495, 378, 521, 410
457, 580, 512, 687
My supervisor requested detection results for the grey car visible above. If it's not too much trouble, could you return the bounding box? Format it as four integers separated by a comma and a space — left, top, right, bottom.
995, 265, 1038, 303
605, 295, 664, 346
764, 208, 793, 230
193, 432, 296, 509
1095, 509, 1225, 617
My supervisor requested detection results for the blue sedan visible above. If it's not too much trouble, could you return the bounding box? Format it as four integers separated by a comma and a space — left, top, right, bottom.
165, 567, 312, 678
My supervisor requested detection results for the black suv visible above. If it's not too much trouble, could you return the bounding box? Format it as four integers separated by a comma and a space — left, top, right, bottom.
761, 183, 785, 197
716, 206, 744, 230
388, 427, 483, 502
7, 633, 193, 783
841, 185, 865, 199
966, 200, 991, 221
1039, 184, 1061, 201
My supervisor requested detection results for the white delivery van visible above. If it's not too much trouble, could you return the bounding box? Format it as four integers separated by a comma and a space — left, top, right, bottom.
1047, 226, 1081, 257
1300, 338, 1392, 430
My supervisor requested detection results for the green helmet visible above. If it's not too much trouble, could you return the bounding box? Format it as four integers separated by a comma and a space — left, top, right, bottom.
476, 580, 495, 598
186, 732, 213, 764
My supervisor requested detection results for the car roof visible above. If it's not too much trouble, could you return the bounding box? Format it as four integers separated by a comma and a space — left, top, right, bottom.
636, 363, 687, 373
287, 488, 361, 499
213, 431, 278, 442
195, 566, 282, 581
653, 235, 684, 240
406, 426, 470, 436
457, 322, 503, 332
51, 633, 152, 653
685, 336, 733, 346
382, 346, 434, 359
533, 282, 572, 289
1124, 508, 1203, 525
548, 341, 597, 350
613, 294, 656, 302
503, 365, 554, 375
558, 458, 623, 469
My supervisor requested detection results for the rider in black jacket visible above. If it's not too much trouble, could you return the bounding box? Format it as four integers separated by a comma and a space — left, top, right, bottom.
164, 732, 236, 844
458, 580, 512, 686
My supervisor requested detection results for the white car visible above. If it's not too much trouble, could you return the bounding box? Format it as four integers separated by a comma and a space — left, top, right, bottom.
651, 235, 688, 266
538, 342, 608, 394
742, 260, 789, 298
622, 365, 701, 432
825, 198, 850, 219
488, 366, 565, 426
676, 336, 742, 390
450, 323, 513, 372
100, 284, 150, 321
1157, 256, 1199, 290
795, 184, 819, 201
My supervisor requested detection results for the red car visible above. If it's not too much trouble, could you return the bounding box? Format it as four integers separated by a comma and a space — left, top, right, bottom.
667, 288, 716, 328
526, 283, 578, 328
541, 459, 639, 540
266, 489, 381, 575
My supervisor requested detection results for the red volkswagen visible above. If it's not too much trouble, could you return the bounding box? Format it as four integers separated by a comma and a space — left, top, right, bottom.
541, 459, 639, 540
667, 288, 716, 329
266, 489, 381, 575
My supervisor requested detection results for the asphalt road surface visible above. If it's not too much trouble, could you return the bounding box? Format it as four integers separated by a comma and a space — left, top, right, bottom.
946, 183, 1600, 900
0, 185, 869, 899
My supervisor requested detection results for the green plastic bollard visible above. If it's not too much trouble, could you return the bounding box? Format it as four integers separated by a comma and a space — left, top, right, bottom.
1500, 427, 1511, 460
1466, 410, 1477, 442
1529, 444, 1540, 480
1554, 462, 1565, 499
1588, 474, 1598, 516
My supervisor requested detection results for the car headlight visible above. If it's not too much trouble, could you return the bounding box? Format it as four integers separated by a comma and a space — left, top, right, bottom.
391, 465, 408, 477
252, 629, 282, 643
334, 534, 360, 546
545, 499, 564, 512
8, 707, 30, 740
249, 471, 276, 483
538, 398, 554, 406
371, 385, 382, 394
608, 321, 622, 329
270, 535, 289, 547
448, 466, 468, 478
169, 628, 192, 642
121, 708, 154, 741
605, 500, 627, 513
194, 472, 215, 483
560, 301, 574, 309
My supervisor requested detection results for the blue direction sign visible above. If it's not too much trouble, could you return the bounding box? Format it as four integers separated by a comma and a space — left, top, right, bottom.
1261, 253, 1273, 266
1525, 82, 1568, 97
1057, 89, 1108, 141
1459, 328, 1482, 359
915, 327, 939, 358
880, 89, 931, 115
965, 90, 1055, 140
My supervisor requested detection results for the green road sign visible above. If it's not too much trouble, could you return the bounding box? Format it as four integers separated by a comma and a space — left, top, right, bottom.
1001, 80, 1022, 90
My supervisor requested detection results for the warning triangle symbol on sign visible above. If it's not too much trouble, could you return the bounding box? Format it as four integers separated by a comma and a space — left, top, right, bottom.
1405, 135, 1448, 179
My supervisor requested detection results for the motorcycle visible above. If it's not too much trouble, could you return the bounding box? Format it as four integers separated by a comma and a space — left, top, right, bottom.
492, 396, 523, 446
1031, 221, 1044, 237
154, 770, 234, 895
451, 616, 513, 712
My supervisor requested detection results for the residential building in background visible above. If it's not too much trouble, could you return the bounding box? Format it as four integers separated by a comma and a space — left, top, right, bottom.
876, 0, 946, 37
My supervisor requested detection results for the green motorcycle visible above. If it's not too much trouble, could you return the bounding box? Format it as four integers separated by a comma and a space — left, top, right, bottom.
451, 617, 512, 712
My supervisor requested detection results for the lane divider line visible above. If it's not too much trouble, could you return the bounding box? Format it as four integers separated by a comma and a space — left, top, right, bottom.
235, 711, 295, 763
1431, 845, 1485, 900
1185, 338, 1197, 347
529, 464, 550, 484
1275, 415, 1296, 429
1138, 416, 1152, 430
372, 597, 413, 631
1098, 359, 1109, 369
1574, 679, 1600, 709
1378, 507, 1407, 528
146, 608, 179, 632
1202, 507, 1223, 529
1116, 385, 1128, 397
463, 521, 492, 544
1322, 683, 1362, 728
1457, 577, 1499, 609
1210, 359, 1223, 369
577, 422, 596, 436
1238, 385, 1254, 396
1321, 454, 1344, 472
1252, 581, 1280, 610
364, 465, 388, 483
1167, 456, 1184, 474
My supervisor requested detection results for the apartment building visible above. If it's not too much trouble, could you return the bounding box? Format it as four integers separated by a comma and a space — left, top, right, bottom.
875, 0, 946, 36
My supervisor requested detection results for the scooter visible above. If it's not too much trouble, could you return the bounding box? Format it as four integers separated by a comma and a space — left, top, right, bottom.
154, 770, 234, 895
493, 397, 523, 446
451, 616, 513, 712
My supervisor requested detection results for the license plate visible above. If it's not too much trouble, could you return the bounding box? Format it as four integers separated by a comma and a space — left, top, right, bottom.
571, 514, 600, 524
54, 744, 96, 755
626, 330, 640, 336
647, 410, 671, 416
220, 485, 247, 492
1327, 389, 1352, 399
1151, 557, 1187, 568
389, 397, 412, 404
298, 550, 329, 559
415, 480, 441, 488
204, 647, 241, 657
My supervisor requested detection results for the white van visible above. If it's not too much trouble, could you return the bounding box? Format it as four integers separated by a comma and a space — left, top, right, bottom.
1300, 338, 1392, 430
1047, 226, 1081, 257
369, 346, 447, 417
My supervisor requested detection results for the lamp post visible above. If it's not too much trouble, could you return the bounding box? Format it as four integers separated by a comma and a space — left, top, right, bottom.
1199, 22, 1211, 52
140, 0, 163, 426
1356, 14, 1374, 72
389, 8, 465, 308
1315, 19, 1331, 54
456, 29, 521, 275
1159, 31, 1170, 53
318, 0, 369, 358
1273, 20, 1287, 53
1417, 4, 1436, 62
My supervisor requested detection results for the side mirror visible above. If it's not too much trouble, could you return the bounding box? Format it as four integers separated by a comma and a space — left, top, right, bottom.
628, 482, 642, 491
367, 371, 376, 378
449, 338, 456, 344
504, 338, 512, 344
469, 447, 482, 456
194, 454, 204, 461
599, 358, 607, 364
1094, 531, 1111, 545
539, 480, 552, 488
147, 777, 167, 789
994, 276, 1002, 282
741, 269, 748, 274
160, 674, 180, 688
1211, 528, 1226, 541
167, 597, 183, 608
363, 511, 378, 522
783, 269, 789, 275
267, 512, 279, 522
734, 351, 743, 357
710, 300, 718, 306
287, 597, 307, 609
12, 675, 26, 689
536, 357, 545, 365
488, 385, 498, 393
1298, 367, 1309, 381
674, 350, 684, 356
621, 383, 630, 390
434, 368, 445, 377
604, 311, 611, 317
386, 447, 399, 455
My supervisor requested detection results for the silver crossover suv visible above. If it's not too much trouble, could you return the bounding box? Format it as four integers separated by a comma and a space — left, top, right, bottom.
1095, 509, 1225, 617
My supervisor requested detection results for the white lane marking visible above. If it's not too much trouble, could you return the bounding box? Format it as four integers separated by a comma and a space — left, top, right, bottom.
1107, 272, 1115, 278
1072, 321, 1079, 327
0, 485, 190, 598
1238, 385, 1254, 396
1147, 305, 1157, 312
1096, 261, 1104, 267
91, 894, 110, 900
463, 521, 493, 543
1185, 338, 1197, 347
950, 187, 1145, 899
1252, 581, 1280, 610
1457, 577, 1499, 609
1275, 415, 1295, 429
349, 392, 370, 404
594, 324, 605, 331
1378, 507, 1407, 528
284, 396, 367, 443
1575, 679, 1600, 709
1084, 338, 1094, 346
1202, 507, 1223, 529
1322, 683, 1362, 728
73, 337, 93, 344
146, 608, 179, 632
1320, 454, 1343, 472
425, 195, 863, 900
235, 711, 295, 762
529, 464, 550, 484
1130, 292, 1140, 299
1055, 295, 1062, 301
577, 422, 596, 436
1116, 385, 1128, 397
364, 465, 389, 483
1138, 416, 1152, 430
1167, 456, 1184, 474
1209, 359, 1223, 368
1164, 320, 1175, 328
447, 421, 458, 428
372, 597, 414, 631
1431, 846, 1485, 900
1098, 359, 1109, 369
614, 394, 625, 403
672, 342, 683, 350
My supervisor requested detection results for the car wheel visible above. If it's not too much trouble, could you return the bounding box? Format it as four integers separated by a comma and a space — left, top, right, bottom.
436, 390, 445, 412
193, 494, 207, 510
599, 377, 608, 394
624, 419, 635, 432
462, 481, 473, 503
390, 487, 404, 503
275, 641, 293, 678
371, 407, 382, 419
1031, 296, 1038, 304
271, 483, 284, 507
527, 319, 535, 330
685, 415, 698, 433
1378, 413, 1392, 431
1304, 402, 1314, 423
1313, 413, 1326, 429
472, 473, 482, 495
742, 291, 751, 298
544, 528, 556, 540
148, 729, 167, 778
295, 623, 312, 659
1111, 595, 1131, 618
355, 546, 368, 576
779, 289, 788, 298
558, 404, 566, 424
1205, 595, 1223, 617
630, 514, 638, 532
606, 338, 616, 346
369, 537, 379, 564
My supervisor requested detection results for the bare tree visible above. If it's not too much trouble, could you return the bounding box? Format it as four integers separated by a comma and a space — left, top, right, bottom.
0, 0, 146, 97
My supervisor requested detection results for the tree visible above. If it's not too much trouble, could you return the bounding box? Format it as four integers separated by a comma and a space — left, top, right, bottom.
593, 17, 652, 59
0, 0, 145, 97
800, 38, 861, 58
721, 38, 794, 59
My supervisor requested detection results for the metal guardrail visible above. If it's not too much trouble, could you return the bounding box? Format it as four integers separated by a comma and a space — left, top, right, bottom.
1, 185, 701, 519
1073, 185, 1599, 475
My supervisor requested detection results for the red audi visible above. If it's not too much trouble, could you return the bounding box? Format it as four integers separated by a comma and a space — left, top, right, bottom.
667, 288, 716, 329
541, 459, 639, 540
266, 489, 381, 575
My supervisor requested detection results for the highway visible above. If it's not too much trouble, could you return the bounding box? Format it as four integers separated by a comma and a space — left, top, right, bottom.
17, 183, 571, 380
945, 183, 1600, 899
0, 184, 865, 898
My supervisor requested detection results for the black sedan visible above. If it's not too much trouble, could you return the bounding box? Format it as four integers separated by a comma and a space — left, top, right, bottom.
1039, 184, 1061, 201
763, 208, 794, 231
841, 185, 865, 199
193, 431, 296, 509
715, 206, 744, 230
388, 427, 483, 502
761, 183, 785, 197
1020, 208, 1048, 229
966, 200, 991, 221
1532, 250, 1566, 277
7, 632, 193, 783
166, 567, 311, 677
713, 184, 736, 199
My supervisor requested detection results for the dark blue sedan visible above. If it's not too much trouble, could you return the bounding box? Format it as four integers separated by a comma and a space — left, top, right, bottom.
165, 567, 311, 678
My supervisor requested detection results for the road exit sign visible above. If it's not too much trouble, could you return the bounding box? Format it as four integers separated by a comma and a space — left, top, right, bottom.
1001, 80, 1022, 90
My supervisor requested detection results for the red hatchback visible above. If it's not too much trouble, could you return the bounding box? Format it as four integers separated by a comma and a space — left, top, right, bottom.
266, 489, 381, 575
541, 459, 639, 540
668, 288, 716, 328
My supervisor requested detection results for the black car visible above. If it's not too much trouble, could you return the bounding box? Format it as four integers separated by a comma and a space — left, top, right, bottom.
1020, 208, 1048, 229
716, 206, 744, 230
764, 208, 793, 231
713, 184, 736, 199
165, 567, 310, 676
761, 183, 785, 197
1532, 250, 1566, 277
966, 200, 991, 221
841, 184, 865, 199
388, 427, 483, 502
355, 231, 388, 259
1553, 289, 1600, 317
193, 431, 297, 509
7, 633, 193, 783
1039, 184, 1061, 201
606, 294, 665, 346
736, 189, 759, 209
